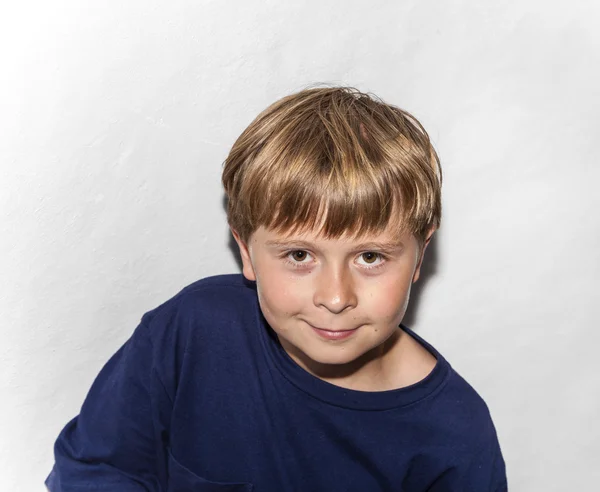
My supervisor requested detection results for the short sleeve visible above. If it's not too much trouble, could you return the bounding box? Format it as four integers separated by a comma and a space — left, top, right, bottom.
46, 321, 171, 491
428, 424, 508, 492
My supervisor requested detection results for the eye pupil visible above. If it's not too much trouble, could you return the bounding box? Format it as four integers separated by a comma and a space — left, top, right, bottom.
292, 251, 306, 261
363, 252, 377, 263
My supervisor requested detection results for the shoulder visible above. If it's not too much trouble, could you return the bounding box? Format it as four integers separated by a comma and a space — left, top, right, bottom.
142, 274, 258, 328
408, 329, 501, 451
433, 369, 507, 487
128, 274, 260, 397
134, 274, 260, 357
442, 368, 498, 440
157, 272, 255, 308
419, 350, 506, 485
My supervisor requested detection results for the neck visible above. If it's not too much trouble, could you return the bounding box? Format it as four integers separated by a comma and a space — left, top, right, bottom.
279, 329, 404, 392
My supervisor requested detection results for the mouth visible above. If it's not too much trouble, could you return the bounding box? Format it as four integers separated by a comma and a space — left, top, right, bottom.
306, 322, 360, 341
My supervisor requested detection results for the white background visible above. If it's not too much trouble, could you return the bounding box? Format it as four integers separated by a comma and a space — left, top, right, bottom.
1, 0, 599, 490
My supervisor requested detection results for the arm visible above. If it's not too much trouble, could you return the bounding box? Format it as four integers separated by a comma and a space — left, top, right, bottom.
46, 321, 170, 491
427, 435, 508, 492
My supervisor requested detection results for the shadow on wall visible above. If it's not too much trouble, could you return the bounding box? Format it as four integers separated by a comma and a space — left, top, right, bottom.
225, 196, 245, 271
402, 234, 438, 330
224, 195, 439, 331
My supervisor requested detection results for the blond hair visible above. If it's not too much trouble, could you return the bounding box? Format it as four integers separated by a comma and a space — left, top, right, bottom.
222, 86, 441, 245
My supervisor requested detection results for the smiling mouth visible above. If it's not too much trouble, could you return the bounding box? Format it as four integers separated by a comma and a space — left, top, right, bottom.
305, 321, 358, 332
311, 326, 357, 333
305, 321, 361, 336
308, 324, 359, 341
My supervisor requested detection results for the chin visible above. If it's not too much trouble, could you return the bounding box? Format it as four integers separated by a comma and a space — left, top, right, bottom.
300, 344, 370, 367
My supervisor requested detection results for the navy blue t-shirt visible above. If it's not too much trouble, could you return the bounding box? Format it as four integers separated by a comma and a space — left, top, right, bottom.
46, 274, 507, 491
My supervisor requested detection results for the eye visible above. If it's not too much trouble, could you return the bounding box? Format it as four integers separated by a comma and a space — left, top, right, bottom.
288, 250, 311, 263
357, 252, 385, 267
361, 252, 378, 264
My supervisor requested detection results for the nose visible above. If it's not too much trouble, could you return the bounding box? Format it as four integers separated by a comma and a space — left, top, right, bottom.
313, 264, 358, 314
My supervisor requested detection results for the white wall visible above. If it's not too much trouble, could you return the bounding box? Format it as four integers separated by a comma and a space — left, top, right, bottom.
1, 1, 599, 490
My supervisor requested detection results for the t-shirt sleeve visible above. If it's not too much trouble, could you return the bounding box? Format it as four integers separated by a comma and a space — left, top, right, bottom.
428, 427, 508, 492
45, 320, 171, 491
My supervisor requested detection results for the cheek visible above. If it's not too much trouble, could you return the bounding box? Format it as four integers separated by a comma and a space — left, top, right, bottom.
365, 276, 413, 321
256, 270, 306, 319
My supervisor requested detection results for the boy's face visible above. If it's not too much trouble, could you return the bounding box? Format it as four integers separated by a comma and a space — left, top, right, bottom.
232, 222, 432, 382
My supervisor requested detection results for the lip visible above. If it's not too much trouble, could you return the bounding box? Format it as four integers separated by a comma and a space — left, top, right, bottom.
307, 323, 359, 341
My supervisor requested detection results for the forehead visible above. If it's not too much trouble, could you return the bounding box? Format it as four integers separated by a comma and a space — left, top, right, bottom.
254, 221, 413, 248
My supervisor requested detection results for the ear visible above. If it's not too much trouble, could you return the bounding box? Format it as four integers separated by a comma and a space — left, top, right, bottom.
231, 228, 257, 281
412, 228, 435, 283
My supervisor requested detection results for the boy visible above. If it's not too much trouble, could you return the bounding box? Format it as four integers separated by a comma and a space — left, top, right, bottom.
46, 87, 507, 491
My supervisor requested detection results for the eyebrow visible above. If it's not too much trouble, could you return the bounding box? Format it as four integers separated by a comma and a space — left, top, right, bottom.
264, 239, 405, 253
